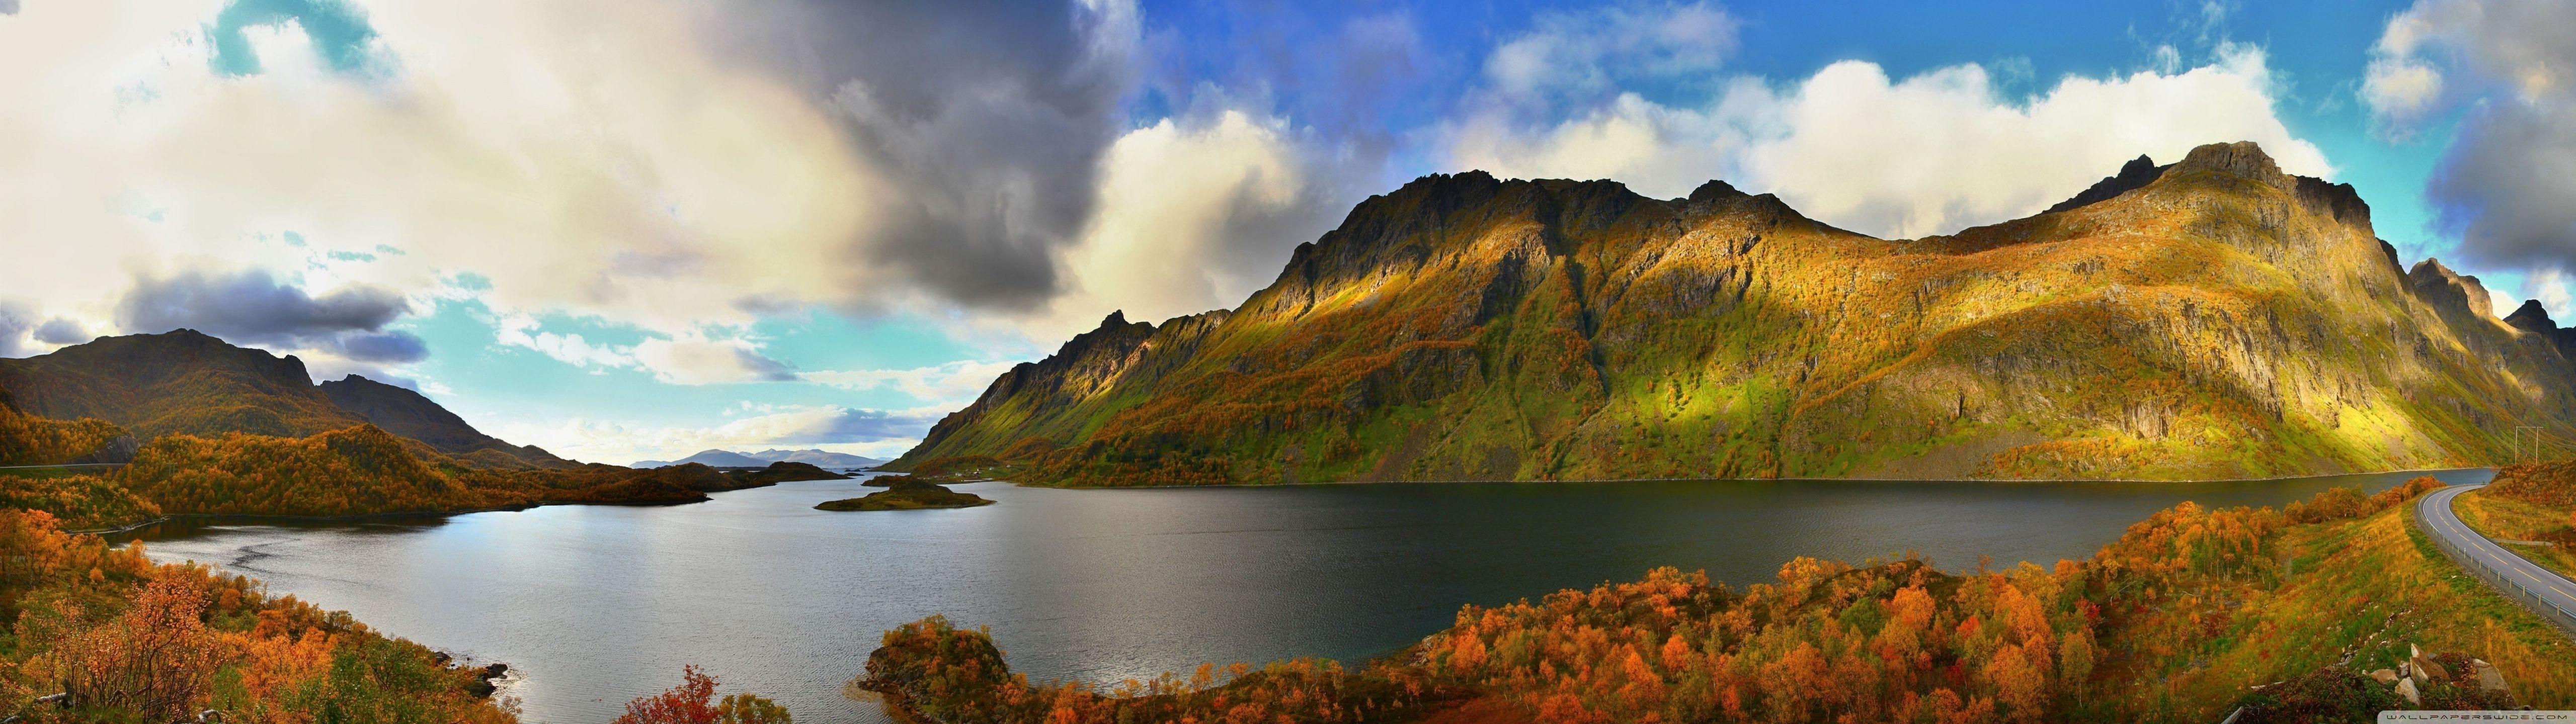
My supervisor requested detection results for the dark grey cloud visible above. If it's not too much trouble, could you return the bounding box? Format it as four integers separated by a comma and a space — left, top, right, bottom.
31, 318, 90, 345
2433, 100, 2576, 273
2372, 0, 2576, 276
708, 0, 1140, 311
116, 268, 415, 352
0, 302, 31, 358
334, 330, 431, 364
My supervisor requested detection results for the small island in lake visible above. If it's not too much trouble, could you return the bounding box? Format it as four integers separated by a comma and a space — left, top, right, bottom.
815, 476, 993, 511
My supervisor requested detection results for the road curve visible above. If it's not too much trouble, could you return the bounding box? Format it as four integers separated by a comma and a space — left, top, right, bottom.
2417, 483, 2576, 638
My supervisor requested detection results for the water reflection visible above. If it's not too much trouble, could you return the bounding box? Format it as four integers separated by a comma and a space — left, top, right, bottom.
132, 469, 2490, 723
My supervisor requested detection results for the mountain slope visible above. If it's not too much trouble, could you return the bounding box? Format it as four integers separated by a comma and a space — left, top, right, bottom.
321, 374, 571, 469
0, 329, 569, 469
893, 141, 2576, 484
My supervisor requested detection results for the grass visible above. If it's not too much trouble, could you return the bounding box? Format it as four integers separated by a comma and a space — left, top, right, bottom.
2099, 499, 2576, 717
2453, 488, 2576, 582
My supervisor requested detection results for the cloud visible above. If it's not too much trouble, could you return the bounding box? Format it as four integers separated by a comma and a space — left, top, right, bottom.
630, 336, 798, 385
492, 312, 797, 385
1022, 109, 1364, 337
0, 0, 884, 346
333, 330, 429, 363
1481, 1, 1739, 115
2366, 0, 2576, 279
1451, 44, 2327, 239
31, 318, 90, 345
0, 302, 31, 358
713, 0, 1144, 311
500, 404, 942, 464
807, 359, 1023, 406
494, 314, 635, 370
115, 267, 412, 345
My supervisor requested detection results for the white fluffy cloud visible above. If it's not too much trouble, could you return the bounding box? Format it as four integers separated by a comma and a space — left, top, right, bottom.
0, 0, 887, 349
1023, 110, 1358, 337
1453, 46, 2329, 239
629, 336, 798, 385
806, 359, 1023, 406
492, 314, 796, 385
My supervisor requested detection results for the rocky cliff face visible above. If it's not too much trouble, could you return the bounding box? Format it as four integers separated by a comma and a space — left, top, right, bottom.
893, 142, 2576, 484
0, 329, 570, 469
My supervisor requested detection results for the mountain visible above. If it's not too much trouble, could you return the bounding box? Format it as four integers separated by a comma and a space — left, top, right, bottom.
321, 375, 571, 469
0, 329, 570, 469
891, 141, 2576, 484
751, 448, 886, 468
0, 329, 365, 439
631, 448, 884, 469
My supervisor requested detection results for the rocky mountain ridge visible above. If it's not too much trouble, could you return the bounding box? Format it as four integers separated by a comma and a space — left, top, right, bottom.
893, 141, 2576, 484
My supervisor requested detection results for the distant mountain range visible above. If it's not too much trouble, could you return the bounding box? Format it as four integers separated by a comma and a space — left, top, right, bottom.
892, 141, 2576, 484
631, 448, 886, 470
0, 329, 569, 469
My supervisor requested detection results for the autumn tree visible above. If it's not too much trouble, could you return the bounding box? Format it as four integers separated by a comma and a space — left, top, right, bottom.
616, 666, 789, 724
38, 573, 226, 720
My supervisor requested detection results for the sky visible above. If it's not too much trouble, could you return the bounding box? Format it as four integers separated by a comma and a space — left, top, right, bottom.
0, 0, 2569, 465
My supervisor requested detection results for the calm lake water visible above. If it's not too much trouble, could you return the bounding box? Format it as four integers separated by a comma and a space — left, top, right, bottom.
129, 469, 2493, 723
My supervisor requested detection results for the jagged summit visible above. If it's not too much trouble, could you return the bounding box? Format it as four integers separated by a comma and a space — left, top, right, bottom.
1688, 179, 1748, 203
2408, 258, 2500, 321
896, 141, 2576, 484
2507, 300, 2556, 333
2047, 154, 2168, 214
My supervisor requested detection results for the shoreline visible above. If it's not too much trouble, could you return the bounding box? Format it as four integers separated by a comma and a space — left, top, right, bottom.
63, 467, 2491, 535
970, 466, 2495, 490
74, 495, 725, 537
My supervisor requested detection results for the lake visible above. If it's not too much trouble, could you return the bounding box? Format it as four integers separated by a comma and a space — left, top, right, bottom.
128, 469, 2494, 723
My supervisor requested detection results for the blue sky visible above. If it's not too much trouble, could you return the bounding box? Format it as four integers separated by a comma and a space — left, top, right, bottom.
1, 0, 2567, 464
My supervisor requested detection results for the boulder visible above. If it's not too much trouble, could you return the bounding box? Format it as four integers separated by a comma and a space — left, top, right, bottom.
2394, 677, 2421, 705
2472, 659, 2513, 698
2369, 669, 2399, 684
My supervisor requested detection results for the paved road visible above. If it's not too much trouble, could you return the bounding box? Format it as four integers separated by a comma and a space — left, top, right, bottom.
2418, 483, 2576, 637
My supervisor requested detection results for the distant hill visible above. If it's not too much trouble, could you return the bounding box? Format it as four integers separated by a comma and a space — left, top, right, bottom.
321, 374, 569, 469
0, 329, 570, 469
632, 448, 885, 469
893, 141, 2576, 484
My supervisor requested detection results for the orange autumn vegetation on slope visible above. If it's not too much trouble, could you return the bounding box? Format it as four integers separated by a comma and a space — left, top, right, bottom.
16, 423, 739, 524
0, 509, 515, 723
862, 476, 2576, 723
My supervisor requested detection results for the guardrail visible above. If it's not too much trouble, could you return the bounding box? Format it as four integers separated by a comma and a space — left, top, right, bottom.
2423, 493, 2576, 639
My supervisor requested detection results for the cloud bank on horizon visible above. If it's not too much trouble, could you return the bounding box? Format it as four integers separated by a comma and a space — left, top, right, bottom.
0, 0, 2566, 462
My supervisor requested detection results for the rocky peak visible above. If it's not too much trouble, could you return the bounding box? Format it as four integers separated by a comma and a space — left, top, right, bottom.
2505, 299, 2558, 333
1688, 179, 1748, 204
2046, 154, 2168, 214
2171, 141, 2289, 185
2408, 258, 2500, 321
